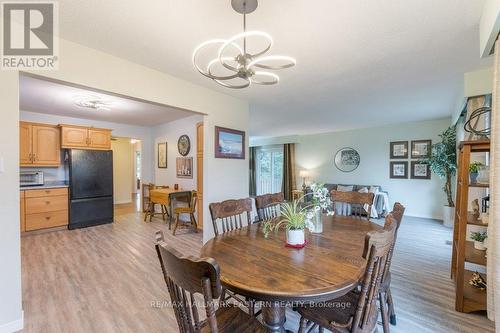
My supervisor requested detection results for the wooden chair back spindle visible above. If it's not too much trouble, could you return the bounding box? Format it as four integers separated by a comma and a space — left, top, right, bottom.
330, 190, 375, 220
155, 230, 221, 333
351, 216, 396, 332
255, 192, 284, 221
209, 198, 253, 236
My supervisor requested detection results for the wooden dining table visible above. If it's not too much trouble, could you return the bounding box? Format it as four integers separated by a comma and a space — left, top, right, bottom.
200, 215, 383, 332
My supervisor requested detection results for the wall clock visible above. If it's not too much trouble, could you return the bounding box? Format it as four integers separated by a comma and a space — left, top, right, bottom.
334, 147, 360, 172
177, 135, 191, 156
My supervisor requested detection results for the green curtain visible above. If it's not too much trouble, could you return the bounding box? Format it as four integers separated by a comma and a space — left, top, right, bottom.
282, 143, 296, 201
249, 146, 257, 196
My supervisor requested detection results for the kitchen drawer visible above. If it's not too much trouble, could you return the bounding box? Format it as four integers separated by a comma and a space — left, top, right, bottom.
25, 187, 68, 198
26, 195, 68, 213
25, 210, 68, 231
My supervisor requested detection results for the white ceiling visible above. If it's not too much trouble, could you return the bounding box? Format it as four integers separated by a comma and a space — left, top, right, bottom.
19, 74, 198, 127
56, 0, 492, 137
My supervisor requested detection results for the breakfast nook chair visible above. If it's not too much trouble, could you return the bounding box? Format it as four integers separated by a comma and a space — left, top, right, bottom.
172, 190, 198, 235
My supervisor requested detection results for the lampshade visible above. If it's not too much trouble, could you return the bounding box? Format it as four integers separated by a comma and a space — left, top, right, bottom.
299, 170, 309, 178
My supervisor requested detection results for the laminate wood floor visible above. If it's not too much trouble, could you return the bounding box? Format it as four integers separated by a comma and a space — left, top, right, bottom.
21, 203, 494, 333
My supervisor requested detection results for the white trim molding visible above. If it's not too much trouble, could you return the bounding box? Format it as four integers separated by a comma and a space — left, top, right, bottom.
0, 311, 23, 333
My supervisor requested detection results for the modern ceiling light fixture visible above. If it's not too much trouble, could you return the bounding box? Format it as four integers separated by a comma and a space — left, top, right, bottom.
74, 94, 113, 111
193, 0, 296, 89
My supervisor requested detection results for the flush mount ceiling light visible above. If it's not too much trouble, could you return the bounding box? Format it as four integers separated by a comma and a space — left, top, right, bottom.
74, 94, 113, 111
193, 0, 296, 89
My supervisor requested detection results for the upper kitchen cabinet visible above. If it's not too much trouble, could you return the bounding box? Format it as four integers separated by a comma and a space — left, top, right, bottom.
60, 125, 112, 150
20, 122, 61, 167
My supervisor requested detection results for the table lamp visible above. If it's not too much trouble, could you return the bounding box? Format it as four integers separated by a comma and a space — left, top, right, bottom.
299, 170, 309, 191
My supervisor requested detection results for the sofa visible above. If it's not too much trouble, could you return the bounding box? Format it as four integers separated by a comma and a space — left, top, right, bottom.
306, 183, 389, 218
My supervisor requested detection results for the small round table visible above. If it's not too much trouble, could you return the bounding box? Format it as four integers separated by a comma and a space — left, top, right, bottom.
200, 215, 382, 332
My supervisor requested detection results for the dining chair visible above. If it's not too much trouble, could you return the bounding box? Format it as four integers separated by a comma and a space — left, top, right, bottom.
154, 231, 267, 333
297, 214, 397, 333
209, 197, 257, 315
379, 202, 405, 332
209, 198, 253, 236
172, 191, 198, 235
254, 192, 284, 221
330, 190, 375, 220
143, 184, 170, 222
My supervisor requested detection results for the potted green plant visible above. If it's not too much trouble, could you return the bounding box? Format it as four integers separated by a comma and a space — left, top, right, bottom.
470, 231, 487, 251
423, 126, 457, 228
262, 200, 312, 246
469, 161, 483, 184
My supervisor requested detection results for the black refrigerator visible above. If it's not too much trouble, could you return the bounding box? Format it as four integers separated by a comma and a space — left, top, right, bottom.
68, 149, 114, 229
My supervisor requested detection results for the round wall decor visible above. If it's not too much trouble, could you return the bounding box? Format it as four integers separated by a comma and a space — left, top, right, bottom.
177, 135, 191, 156
334, 147, 360, 172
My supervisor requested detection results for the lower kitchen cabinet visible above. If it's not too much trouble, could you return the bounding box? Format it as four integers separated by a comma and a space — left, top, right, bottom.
21, 187, 69, 232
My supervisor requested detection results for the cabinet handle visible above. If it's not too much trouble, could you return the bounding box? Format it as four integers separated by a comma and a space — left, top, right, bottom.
45, 201, 51, 205
45, 216, 51, 220
29, 153, 33, 162
33, 153, 37, 161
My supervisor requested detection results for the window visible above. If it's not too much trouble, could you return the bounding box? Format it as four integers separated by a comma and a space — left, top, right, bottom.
256, 145, 284, 195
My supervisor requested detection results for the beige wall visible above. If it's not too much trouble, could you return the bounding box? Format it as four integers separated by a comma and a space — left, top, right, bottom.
111, 138, 134, 204
1, 37, 249, 330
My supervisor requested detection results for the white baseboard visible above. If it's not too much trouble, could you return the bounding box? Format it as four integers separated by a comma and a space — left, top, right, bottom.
0, 311, 23, 333
114, 200, 132, 204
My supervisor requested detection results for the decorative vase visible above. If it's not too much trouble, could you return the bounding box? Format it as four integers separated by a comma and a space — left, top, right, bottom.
474, 241, 486, 251
442, 206, 455, 228
286, 229, 305, 246
311, 209, 323, 234
470, 172, 479, 184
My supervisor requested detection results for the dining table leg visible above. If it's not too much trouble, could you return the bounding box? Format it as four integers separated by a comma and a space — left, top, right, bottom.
261, 302, 286, 333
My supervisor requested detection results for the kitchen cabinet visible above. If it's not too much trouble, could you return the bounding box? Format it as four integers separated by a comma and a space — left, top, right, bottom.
20, 122, 60, 167
60, 125, 112, 150
20, 191, 25, 232
23, 187, 68, 231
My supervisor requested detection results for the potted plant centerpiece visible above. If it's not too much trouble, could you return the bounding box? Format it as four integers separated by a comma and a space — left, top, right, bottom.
470, 231, 487, 251
262, 200, 312, 247
423, 126, 457, 228
306, 183, 333, 233
469, 161, 483, 184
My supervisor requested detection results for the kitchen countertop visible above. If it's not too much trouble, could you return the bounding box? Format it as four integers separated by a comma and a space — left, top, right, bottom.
20, 180, 69, 190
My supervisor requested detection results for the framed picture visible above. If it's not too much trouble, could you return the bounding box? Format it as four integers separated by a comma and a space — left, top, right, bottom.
157, 142, 167, 168
390, 141, 408, 159
176, 157, 193, 179
411, 161, 431, 179
177, 135, 191, 156
334, 147, 360, 172
215, 126, 245, 159
411, 140, 432, 158
390, 161, 408, 179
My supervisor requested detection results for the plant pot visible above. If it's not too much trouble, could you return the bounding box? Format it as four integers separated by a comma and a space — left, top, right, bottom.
442, 206, 455, 228
474, 241, 486, 251
470, 172, 479, 184
286, 229, 305, 246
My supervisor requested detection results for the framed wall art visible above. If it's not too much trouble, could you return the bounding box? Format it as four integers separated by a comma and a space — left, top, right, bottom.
390, 141, 408, 159
334, 147, 360, 172
215, 126, 245, 159
157, 142, 167, 168
176, 157, 193, 179
411, 140, 432, 158
390, 161, 408, 179
411, 161, 431, 179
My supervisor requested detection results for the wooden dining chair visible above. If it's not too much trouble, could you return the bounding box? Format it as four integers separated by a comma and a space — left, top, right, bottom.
379, 202, 406, 332
172, 191, 198, 236
297, 215, 397, 333
209, 198, 253, 236
254, 192, 284, 221
209, 198, 257, 315
143, 184, 170, 222
330, 190, 375, 220
154, 231, 267, 333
